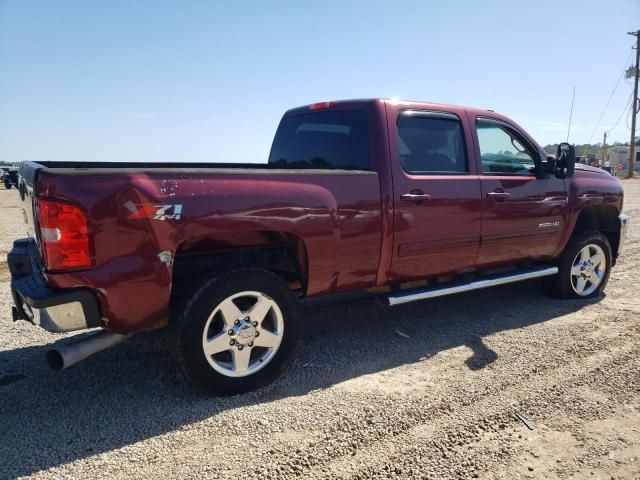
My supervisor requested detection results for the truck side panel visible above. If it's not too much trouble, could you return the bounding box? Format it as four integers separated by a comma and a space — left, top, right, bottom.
35, 169, 382, 333
557, 168, 624, 257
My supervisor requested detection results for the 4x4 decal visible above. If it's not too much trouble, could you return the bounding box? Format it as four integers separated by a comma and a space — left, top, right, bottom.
152, 204, 182, 221
126, 203, 183, 221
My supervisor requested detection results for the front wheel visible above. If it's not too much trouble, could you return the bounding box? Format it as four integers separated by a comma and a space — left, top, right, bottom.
544, 231, 612, 299
172, 268, 301, 395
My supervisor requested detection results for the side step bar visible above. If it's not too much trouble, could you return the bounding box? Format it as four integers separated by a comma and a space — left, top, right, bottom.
386, 266, 559, 306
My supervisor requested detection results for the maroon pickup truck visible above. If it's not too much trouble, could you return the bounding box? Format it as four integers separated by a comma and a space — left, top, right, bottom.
9, 99, 629, 394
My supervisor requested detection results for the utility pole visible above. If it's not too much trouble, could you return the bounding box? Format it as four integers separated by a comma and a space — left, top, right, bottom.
627, 30, 640, 179
602, 132, 607, 166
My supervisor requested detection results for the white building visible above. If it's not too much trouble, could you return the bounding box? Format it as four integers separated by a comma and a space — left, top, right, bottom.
606, 146, 639, 175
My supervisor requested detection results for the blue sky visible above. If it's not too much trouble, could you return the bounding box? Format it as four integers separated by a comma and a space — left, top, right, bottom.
1, 0, 638, 163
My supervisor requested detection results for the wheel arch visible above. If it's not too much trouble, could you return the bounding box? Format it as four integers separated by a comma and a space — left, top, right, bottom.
570, 204, 620, 260
170, 230, 309, 308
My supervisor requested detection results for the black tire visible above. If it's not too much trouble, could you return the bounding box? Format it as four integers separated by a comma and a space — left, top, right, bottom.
172, 268, 301, 395
544, 231, 612, 299
4, 181, 11, 189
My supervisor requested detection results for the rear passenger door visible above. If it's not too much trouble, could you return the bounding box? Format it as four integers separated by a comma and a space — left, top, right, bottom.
389, 110, 482, 282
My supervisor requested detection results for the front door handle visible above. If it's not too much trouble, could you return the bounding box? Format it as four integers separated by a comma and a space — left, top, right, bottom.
486, 191, 511, 201
401, 192, 432, 204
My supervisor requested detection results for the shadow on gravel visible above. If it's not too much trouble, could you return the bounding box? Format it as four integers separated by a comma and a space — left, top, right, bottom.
464, 336, 499, 370
0, 279, 601, 477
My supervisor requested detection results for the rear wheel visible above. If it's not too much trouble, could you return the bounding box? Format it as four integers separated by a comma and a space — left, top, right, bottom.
173, 268, 301, 395
544, 231, 611, 299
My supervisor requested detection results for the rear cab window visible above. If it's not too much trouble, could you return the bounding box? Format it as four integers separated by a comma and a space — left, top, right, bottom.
269, 110, 370, 170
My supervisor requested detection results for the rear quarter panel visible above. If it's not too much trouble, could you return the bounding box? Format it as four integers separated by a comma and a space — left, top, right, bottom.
35, 169, 382, 333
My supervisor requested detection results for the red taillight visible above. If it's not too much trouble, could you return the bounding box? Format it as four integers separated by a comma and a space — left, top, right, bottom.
309, 101, 336, 110
37, 198, 93, 271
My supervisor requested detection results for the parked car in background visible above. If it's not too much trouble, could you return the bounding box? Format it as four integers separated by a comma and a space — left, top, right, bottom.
8, 99, 629, 394
0, 167, 19, 189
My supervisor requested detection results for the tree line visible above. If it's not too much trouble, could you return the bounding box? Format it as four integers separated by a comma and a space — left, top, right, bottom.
544, 136, 640, 156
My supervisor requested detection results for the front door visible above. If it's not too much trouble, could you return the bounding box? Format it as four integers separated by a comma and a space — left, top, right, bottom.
389, 109, 482, 282
473, 118, 568, 266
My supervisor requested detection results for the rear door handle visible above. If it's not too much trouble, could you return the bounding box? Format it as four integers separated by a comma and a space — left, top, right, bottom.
401, 192, 432, 204
486, 191, 511, 201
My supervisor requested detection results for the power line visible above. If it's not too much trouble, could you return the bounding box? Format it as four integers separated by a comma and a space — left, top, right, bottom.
606, 92, 633, 135
587, 50, 634, 144
626, 90, 640, 129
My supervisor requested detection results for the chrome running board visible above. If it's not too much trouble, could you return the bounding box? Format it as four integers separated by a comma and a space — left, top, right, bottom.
386, 266, 558, 306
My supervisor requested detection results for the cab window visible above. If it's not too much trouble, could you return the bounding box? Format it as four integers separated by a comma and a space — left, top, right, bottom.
397, 113, 467, 174
268, 110, 370, 170
476, 120, 536, 175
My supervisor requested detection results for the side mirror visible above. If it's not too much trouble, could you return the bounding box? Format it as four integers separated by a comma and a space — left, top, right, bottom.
543, 155, 557, 174
556, 142, 576, 178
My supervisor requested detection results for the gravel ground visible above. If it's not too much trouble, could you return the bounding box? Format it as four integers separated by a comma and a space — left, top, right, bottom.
0, 180, 639, 480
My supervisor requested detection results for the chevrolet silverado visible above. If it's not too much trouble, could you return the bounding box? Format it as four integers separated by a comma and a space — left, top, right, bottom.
8, 99, 629, 394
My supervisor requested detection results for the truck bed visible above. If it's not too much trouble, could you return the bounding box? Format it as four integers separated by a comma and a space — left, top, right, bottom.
17, 160, 384, 333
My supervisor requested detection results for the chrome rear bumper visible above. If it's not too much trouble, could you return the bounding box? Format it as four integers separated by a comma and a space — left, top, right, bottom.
8, 238, 102, 333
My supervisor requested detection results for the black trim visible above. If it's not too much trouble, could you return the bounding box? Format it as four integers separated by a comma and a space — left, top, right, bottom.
405, 171, 471, 176
399, 110, 460, 121
480, 172, 537, 177
8, 238, 102, 327
19, 161, 377, 176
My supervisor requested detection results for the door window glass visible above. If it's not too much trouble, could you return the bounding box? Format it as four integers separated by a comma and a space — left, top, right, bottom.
397, 114, 467, 173
476, 120, 536, 175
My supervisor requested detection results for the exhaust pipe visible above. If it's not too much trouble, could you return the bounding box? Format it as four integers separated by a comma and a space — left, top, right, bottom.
47, 331, 131, 371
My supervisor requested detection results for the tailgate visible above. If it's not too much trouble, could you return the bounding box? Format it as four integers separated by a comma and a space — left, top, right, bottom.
17, 161, 43, 239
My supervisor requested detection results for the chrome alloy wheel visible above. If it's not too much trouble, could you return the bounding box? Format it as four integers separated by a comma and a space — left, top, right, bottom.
201, 291, 284, 377
570, 244, 606, 296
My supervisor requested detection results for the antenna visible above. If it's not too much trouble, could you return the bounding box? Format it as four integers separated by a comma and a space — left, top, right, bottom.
566, 86, 576, 143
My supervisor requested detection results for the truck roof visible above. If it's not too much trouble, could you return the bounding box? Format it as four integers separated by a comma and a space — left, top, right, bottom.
284, 98, 504, 119
283, 98, 540, 154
